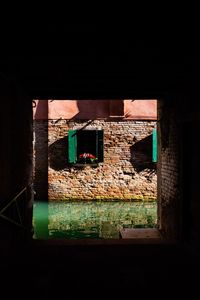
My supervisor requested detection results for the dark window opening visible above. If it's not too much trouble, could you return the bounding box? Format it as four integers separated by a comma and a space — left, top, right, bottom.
68, 129, 104, 165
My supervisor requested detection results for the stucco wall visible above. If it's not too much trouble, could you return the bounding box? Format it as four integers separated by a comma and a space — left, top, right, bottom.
33, 99, 157, 120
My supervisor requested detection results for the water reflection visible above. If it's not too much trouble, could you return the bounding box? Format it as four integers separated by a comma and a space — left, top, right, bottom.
33, 201, 157, 239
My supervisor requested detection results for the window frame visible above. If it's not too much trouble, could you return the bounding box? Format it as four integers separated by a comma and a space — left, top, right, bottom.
68, 129, 104, 166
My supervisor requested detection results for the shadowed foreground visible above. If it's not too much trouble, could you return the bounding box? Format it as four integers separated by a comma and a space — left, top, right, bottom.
1, 241, 199, 298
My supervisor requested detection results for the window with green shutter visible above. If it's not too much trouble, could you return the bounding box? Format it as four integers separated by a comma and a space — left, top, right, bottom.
68, 129, 104, 165
68, 130, 77, 163
152, 128, 157, 163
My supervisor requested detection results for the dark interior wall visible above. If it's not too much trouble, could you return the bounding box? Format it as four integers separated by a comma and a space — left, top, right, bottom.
0, 75, 33, 244
180, 98, 200, 247
182, 121, 200, 245
158, 96, 200, 246
0, 76, 13, 200
158, 99, 182, 240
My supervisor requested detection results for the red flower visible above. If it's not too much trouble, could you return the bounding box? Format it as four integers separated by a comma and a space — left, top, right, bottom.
79, 153, 96, 159
88, 153, 96, 158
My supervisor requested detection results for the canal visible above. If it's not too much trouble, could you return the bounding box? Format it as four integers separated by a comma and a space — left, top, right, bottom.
33, 201, 157, 239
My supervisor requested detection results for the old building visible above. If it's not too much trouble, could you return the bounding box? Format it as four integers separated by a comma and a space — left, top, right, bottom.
33, 99, 157, 201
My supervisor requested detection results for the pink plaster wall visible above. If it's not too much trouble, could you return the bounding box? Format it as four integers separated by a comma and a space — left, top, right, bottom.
124, 100, 157, 120
48, 100, 110, 119
33, 99, 157, 120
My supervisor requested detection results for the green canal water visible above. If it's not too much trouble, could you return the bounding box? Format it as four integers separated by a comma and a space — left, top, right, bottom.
33, 201, 157, 239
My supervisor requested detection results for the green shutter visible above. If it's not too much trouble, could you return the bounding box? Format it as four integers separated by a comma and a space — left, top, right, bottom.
152, 128, 157, 162
68, 130, 77, 163
97, 130, 104, 162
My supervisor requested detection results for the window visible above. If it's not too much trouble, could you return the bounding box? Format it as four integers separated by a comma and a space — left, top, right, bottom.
68, 130, 104, 165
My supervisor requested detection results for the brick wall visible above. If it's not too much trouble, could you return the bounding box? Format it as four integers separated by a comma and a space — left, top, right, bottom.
34, 119, 157, 201
158, 100, 181, 239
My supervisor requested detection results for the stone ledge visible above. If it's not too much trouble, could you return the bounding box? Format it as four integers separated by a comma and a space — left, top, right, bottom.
120, 228, 161, 239
72, 163, 99, 168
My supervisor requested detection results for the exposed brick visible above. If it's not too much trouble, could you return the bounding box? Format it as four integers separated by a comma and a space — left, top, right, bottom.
34, 120, 157, 201
158, 102, 181, 239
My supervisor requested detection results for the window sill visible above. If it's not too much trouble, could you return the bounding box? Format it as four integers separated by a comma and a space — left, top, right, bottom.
72, 163, 99, 168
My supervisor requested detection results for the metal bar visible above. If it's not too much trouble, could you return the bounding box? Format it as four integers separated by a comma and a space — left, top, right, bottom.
0, 213, 25, 228
0, 187, 27, 214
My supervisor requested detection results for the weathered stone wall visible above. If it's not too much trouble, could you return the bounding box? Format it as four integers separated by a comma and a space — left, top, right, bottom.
33, 121, 48, 200
33, 119, 157, 201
